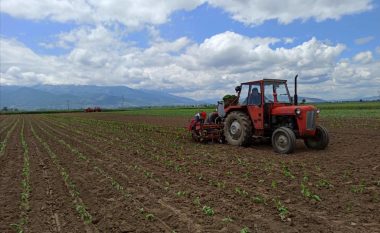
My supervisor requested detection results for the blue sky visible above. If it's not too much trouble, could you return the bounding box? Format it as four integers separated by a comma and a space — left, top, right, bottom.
1, 0, 379, 100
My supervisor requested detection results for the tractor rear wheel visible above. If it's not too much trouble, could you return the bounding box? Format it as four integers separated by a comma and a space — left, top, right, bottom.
304, 125, 329, 150
272, 127, 296, 154
224, 111, 252, 146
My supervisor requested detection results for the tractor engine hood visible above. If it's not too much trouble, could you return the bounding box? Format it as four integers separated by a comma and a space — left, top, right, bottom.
271, 105, 317, 116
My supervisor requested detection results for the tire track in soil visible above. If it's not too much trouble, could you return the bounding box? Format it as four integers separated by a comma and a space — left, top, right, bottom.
24, 119, 89, 233
44, 114, 380, 232
0, 118, 23, 232
38, 116, 285, 231
30, 118, 171, 233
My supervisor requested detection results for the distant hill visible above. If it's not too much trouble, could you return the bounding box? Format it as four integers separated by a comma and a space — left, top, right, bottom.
0, 85, 198, 110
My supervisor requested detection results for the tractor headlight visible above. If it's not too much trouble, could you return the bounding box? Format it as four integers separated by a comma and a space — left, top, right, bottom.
316, 109, 321, 114
295, 108, 301, 115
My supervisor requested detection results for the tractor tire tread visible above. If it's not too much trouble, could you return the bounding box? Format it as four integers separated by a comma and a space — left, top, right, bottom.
272, 127, 296, 154
224, 111, 253, 147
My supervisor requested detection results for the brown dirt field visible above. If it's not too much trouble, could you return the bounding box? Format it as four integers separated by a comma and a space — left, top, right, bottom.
1, 113, 379, 233
0, 117, 23, 232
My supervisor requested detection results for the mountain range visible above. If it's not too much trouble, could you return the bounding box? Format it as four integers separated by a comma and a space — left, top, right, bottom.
0, 85, 200, 110
3, 84, 375, 111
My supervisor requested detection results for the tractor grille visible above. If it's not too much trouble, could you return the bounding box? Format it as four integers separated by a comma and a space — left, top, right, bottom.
306, 111, 316, 130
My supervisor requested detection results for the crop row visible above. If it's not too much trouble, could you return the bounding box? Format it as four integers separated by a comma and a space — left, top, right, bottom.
30, 124, 95, 229
11, 120, 31, 233
0, 118, 20, 157
41, 116, 298, 225
43, 115, 376, 228
32, 119, 175, 231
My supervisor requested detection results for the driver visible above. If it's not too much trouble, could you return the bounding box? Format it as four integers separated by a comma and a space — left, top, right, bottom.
249, 87, 261, 105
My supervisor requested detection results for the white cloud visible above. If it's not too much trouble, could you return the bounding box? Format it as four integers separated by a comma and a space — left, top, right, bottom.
355, 36, 375, 45
1, 0, 373, 28
353, 51, 373, 64
209, 0, 373, 25
0, 0, 205, 29
283, 37, 295, 44
3, 30, 379, 100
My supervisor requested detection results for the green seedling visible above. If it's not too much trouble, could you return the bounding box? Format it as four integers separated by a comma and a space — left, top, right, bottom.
145, 213, 155, 221
202, 205, 215, 216
282, 164, 295, 179
351, 181, 366, 194
176, 191, 186, 197
252, 195, 266, 204
317, 179, 332, 189
237, 158, 247, 166
240, 226, 250, 233
235, 187, 248, 197
301, 182, 321, 201
76, 204, 92, 224
222, 217, 233, 223
215, 181, 226, 189
144, 170, 153, 179
273, 199, 289, 221
271, 180, 277, 189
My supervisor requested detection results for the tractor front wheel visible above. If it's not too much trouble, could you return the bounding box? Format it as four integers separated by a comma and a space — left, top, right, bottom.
272, 127, 296, 154
304, 125, 329, 150
224, 111, 252, 146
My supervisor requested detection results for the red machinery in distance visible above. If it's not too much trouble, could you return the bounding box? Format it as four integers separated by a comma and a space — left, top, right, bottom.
85, 107, 102, 112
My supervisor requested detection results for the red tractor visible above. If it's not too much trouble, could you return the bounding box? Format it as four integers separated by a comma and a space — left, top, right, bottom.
85, 107, 102, 112
189, 75, 329, 154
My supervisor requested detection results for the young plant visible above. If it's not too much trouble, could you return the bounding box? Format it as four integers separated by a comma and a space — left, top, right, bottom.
202, 205, 215, 216
235, 187, 249, 197
176, 191, 187, 197
271, 180, 277, 189
273, 199, 289, 221
222, 217, 233, 223
76, 204, 92, 224
282, 164, 295, 179
317, 179, 333, 189
301, 177, 321, 202
144, 170, 153, 179
145, 213, 155, 221
251, 195, 266, 204
351, 181, 366, 194
240, 227, 250, 233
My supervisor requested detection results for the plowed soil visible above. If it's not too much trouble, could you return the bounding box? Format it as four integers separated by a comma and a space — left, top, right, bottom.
1, 113, 379, 233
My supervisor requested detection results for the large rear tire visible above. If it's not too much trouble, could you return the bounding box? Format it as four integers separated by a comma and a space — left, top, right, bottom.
272, 127, 296, 154
224, 111, 252, 146
304, 125, 329, 150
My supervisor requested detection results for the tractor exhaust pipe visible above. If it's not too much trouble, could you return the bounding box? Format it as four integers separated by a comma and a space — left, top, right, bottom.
294, 74, 298, 105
